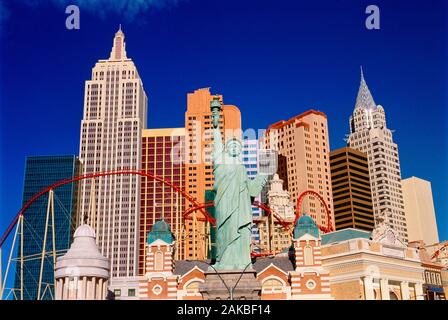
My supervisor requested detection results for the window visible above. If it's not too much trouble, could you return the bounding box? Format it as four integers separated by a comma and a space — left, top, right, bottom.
114, 289, 121, 297
155, 251, 163, 270
390, 291, 399, 300
262, 279, 283, 293
306, 280, 316, 290
304, 245, 314, 265
152, 285, 162, 295
185, 281, 201, 294
128, 289, 136, 297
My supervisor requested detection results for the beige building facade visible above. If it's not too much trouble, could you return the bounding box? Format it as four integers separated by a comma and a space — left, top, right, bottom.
264, 110, 334, 230
78, 27, 148, 279
256, 174, 295, 253
402, 176, 439, 245
321, 218, 425, 300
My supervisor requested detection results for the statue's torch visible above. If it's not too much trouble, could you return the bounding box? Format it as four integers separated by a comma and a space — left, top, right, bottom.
211, 96, 221, 128
210, 95, 221, 113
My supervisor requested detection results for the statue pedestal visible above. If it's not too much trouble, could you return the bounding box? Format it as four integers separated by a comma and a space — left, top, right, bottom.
199, 269, 261, 300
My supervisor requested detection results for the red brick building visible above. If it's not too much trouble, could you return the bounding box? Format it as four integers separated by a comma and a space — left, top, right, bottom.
138, 216, 332, 300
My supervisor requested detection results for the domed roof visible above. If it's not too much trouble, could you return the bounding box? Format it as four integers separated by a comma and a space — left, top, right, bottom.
73, 224, 95, 238
55, 224, 110, 279
147, 219, 174, 244
293, 215, 320, 239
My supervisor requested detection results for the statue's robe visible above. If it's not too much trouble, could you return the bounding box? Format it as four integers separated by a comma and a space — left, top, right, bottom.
212, 130, 267, 270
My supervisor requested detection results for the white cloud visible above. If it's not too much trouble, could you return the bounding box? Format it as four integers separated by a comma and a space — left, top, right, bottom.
50, 0, 183, 20
0, 0, 10, 34
0, 0, 184, 33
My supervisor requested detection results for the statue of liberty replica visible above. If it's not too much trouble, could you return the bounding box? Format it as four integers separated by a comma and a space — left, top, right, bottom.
201, 96, 269, 299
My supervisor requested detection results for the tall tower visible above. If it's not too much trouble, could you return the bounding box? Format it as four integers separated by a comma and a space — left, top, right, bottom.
264, 110, 334, 230
139, 128, 186, 274
184, 88, 241, 259
78, 27, 148, 279
347, 68, 407, 241
329, 147, 374, 231
242, 138, 262, 244
402, 177, 439, 244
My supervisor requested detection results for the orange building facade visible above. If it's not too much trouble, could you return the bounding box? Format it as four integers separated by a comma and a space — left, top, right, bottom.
184, 88, 241, 260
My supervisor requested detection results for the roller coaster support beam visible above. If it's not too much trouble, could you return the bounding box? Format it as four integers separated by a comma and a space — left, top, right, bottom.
37, 189, 56, 300
0, 215, 21, 300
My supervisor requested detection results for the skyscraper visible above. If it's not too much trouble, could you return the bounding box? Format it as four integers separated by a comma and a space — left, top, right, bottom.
184, 88, 241, 259
242, 138, 262, 244
14, 155, 81, 300
139, 128, 186, 274
78, 27, 148, 279
402, 177, 439, 245
330, 147, 374, 231
264, 110, 334, 230
347, 68, 408, 241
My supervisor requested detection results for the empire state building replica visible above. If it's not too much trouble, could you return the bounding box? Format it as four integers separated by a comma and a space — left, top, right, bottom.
347, 68, 408, 242
78, 27, 148, 280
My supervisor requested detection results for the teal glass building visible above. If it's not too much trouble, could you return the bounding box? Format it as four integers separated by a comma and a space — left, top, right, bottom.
13, 155, 81, 300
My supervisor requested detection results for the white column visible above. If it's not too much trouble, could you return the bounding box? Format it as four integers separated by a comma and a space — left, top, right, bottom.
86, 277, 92, 300
363, 276, 375, 300
79, 277, 86, 300
98, 278, 104, 300
55, 279, 60, 300
415, 282, 424, 300
400, 281, 410, 300
73, 277, 79, 300
91, 277, 96, 300
63, 277, 69, 300
102, 280, 108, 300
380, 278, 390, 300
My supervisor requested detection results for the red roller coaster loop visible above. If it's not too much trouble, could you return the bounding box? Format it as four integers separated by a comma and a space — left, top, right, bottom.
183, 202, 215, 225
294, 189, 333, 233
0, 170, 206, 248
182, 200, 292, 230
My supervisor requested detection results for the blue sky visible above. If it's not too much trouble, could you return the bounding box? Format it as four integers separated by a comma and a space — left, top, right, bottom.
0, 0, 447, 271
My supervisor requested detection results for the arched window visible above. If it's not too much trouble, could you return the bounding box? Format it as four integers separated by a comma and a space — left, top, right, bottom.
262, 278, 283, 293
154, 251, 163, 270
185, 281, 201, 294
390, 291, 399, 300
304, 245, 314, 265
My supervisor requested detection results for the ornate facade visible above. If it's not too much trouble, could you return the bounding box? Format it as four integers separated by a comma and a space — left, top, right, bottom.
135, 214, 447, 300
256, 174, 295, 253
55, 224, 110, 300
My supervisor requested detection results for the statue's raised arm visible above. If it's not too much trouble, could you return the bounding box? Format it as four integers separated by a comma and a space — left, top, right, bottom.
211, 96, 223, 164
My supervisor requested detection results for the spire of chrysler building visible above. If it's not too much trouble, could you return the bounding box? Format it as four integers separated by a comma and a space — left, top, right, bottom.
355, 66, 376, 110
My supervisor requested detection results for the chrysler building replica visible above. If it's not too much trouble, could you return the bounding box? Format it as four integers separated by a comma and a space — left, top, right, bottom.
78, 27, 148, 280
347, 68, 408, 242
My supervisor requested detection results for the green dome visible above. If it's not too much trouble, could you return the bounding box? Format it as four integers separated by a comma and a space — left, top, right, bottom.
293, 215, 320, 239
147, 219, 174, 244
